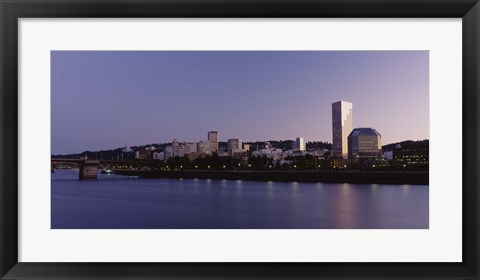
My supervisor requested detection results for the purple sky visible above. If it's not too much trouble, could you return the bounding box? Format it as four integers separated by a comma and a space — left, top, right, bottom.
51, 51, 429, 154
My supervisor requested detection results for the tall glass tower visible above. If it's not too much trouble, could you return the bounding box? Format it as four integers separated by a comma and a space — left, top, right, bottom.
332, 101, 353, 159
296, 137, 306, 151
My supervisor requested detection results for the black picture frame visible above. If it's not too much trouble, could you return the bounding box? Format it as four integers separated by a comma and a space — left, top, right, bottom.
1, 0, 479, 279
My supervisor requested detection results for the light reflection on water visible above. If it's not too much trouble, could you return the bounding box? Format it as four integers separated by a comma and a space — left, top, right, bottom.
267, 181, 274, 192
51, 170, 429, 229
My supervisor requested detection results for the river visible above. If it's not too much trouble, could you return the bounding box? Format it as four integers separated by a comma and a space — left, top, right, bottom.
51, 169, 428, 229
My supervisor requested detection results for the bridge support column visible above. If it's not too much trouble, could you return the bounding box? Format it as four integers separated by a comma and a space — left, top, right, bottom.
79, 160, 99, 180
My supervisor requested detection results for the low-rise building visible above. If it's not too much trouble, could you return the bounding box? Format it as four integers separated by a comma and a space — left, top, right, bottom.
153, 152, 164, 160
252, 148, 283, 160
393, 141, 429, 167
383, 150, 394, 161
135, 149, 152, 159
329, 158, 351, 169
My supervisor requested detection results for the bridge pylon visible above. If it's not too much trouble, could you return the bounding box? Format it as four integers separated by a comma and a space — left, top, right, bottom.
79, 160, 99, 180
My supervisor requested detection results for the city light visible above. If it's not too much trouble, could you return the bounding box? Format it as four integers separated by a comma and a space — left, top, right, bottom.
55, 104, 427, 176
50, 51, 431, 232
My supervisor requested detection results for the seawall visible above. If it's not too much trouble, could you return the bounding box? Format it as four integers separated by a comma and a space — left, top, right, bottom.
114, 170, 429, 185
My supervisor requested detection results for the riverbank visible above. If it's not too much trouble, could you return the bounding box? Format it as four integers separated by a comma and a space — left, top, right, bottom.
114, 170, 429, 185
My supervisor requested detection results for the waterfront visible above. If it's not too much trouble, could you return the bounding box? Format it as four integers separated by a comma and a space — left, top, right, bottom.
51, 169, 429, 229
114, 169, 429, 185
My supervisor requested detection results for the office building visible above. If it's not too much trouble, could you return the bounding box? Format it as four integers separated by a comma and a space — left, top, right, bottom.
332, 100, 353, 159
197, 140, 211, 153
347, 127, 382, 159
227, 138, 242, 155
208, 131, 218, 153
184, 142, 197, 154
164, 146, 173, 160
296, 137, 306, 151
153, 152, 164, 160
135, 148, 152, 159
393, 141, 429, 167
164, 140, 196, 160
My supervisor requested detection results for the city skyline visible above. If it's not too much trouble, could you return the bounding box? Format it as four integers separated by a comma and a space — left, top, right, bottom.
52, 51, 429, 154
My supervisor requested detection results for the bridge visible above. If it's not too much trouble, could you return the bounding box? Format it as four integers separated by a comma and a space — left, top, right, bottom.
51, 158, 162, 180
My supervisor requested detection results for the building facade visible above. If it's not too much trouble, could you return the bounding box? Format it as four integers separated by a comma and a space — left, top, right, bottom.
135, 149, 152, 159
296, 137, 306, 151
208, 131, 218, 153
163, 140, 198, 160
332, 100, 353, 159
197, 140, 211, 153
347, 127, 382, 159
153, 152, 164, 160
393, 141, 429, 167
184, 142, 197, 154
227, 138, 242, 155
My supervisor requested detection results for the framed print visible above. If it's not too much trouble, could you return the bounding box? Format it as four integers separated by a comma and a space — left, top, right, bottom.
1, 0, 479, 279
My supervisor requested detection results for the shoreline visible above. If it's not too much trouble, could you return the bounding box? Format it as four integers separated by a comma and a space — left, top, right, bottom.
113, 170, 429, 185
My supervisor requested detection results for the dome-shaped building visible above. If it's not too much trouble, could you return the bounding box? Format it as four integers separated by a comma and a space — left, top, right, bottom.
347, 128, 382, 159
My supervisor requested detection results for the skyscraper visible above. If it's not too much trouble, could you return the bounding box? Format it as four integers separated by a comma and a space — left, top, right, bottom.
332, 101, 353, 159
208, 131, 218, 153
296, 137, 306, 151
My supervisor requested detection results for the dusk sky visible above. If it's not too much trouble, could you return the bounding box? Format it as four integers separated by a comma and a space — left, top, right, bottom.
51, 51, 429, 155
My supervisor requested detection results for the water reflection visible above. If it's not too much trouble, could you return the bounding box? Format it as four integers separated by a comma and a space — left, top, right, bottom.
334, 184, 359, 228
51, 170, 429, 229
221, 179, 227, 188
267, 181, 274, 192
